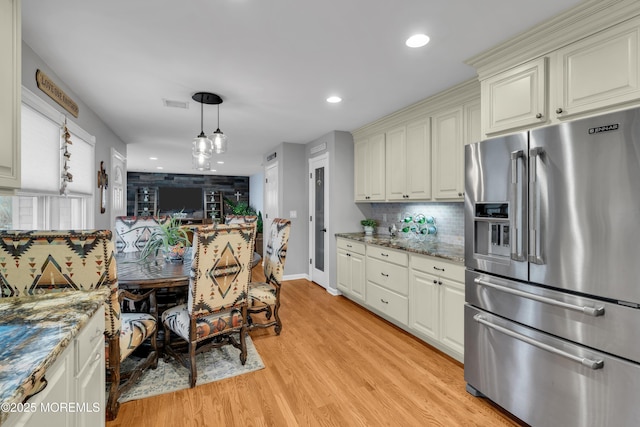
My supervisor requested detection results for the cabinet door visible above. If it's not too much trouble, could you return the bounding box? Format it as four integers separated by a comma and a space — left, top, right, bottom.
0, 0, 20, 190
76, 342, 105, 427
405, 117, 431, 200
350, 252, 366, 301
409, 269, 439, 341
368, 133, 386, 201
432, 106, 464, 199
439, 279, 465, 356
337, 249, 351, 293
385, 126, 407, 201
482, 57, 548, 135
465, 99, 481, 145
354, 140, 369, 201
554, 19, 640, 119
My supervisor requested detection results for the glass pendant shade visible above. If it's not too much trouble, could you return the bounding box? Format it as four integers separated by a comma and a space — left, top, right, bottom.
192, 131, 213, 158
210, 129, 228, 154
192, 153, 211, 170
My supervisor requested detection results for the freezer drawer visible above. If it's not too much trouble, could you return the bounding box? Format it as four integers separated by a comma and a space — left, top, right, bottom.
466, 269, 640, 363
465, 305, 640, 427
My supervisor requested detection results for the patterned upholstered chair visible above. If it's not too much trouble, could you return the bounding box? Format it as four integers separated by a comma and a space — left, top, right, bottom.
114, 216, 169, 253
0, 230, 158, 420
247, 218, 291, 335
162, 223, 256, 388
225, 215, 261, 274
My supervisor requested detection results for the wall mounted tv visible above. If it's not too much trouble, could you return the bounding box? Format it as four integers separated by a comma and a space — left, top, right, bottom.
158, 187, 202, 214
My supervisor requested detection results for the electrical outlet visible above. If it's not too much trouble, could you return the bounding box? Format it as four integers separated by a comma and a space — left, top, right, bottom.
382, 213, 387, 222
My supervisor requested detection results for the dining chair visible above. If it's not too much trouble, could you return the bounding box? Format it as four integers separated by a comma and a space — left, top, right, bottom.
161, 222, 256, 388
0, 229, 158, 421
114, 216, 169, 253
247, 218, 291, 335
225, 214, 261, 274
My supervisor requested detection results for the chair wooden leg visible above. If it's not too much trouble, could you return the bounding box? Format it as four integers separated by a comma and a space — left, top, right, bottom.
106, 339, 121, 421
273, 303, 282, 335
240, 327, 247, 365
188, 340, 197, 388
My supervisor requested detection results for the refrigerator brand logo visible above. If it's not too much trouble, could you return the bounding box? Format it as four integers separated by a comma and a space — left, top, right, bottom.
589, 124, 619, 134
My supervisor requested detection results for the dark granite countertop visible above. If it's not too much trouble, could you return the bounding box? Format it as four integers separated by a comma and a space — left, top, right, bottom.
335, 233, 464, 264
0, 290, 109, 425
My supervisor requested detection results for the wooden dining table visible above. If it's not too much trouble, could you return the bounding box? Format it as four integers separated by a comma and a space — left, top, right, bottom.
115, 251, 192, 291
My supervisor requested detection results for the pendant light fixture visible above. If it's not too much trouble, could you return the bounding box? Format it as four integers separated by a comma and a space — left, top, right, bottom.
191, 92, 223, 167
210, 101, 228, 154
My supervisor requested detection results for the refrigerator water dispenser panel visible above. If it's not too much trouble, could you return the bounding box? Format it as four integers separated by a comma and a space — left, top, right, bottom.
474, 203, 511, 258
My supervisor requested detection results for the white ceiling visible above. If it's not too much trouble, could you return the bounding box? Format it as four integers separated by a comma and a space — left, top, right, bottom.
21, 0, 583, 177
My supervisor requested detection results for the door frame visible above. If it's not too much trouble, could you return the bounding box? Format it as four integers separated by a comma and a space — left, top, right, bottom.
308, 153, 329, 289
110, 148, 127, 231
264, 161, 279, 257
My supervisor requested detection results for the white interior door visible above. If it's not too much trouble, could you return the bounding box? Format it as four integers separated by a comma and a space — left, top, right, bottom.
264, 162, 279, 256
309, 154, 329, 288
110, 148, 126, 231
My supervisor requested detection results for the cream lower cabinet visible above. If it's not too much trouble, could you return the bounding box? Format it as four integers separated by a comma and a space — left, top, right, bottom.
385, 117, 431, 201
0, 0, 21, 190
409, 254, 465, 360
354, 133, 386, 202
365, 246, 408, 325
4, 306, 105, 427
336, 238, 366, 302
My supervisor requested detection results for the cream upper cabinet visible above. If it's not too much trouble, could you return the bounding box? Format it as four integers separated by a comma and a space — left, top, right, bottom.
481, 57, 548, 136
354, 133, 385, 202
432, 106, 467, 200
553, 18, 640, 119
0, 0, 21, 190
385, 117, 431, 201
465, 98, 482, 145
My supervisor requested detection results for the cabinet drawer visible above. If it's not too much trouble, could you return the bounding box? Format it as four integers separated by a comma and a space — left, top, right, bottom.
410, 255, 464, 282
75, 306, 105, 374
337, 238, 365, 255
367, 246, 408, 266
366, 282, 408, 325
366, 257, 408, 295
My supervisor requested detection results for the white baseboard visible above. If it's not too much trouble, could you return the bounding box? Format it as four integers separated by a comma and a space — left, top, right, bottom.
283, 273, 310, 281
325, 286, 341, 296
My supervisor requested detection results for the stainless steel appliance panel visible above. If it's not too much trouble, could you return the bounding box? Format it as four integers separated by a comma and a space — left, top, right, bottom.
464, 131, 528, 281
529, 108, 640, 304
466, 269, 640, 363
465, 305, 640, 427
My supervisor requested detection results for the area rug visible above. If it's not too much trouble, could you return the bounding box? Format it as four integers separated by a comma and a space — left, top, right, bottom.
117, 336, 264, 403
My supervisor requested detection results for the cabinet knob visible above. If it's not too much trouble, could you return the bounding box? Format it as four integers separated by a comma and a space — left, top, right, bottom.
458, 192, 464, 197
438, 281, 443, 285
536, 113, 543, 119
556, 108, 563, 114
433, 280, 438, 284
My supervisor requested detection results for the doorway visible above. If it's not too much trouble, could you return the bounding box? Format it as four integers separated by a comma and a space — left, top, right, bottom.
110, 148, 126, 231
264, 162, 279, 257
309, 154, 329, 289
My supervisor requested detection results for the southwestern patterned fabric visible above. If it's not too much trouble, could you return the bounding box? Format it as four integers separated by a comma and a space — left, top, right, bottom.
114, 216, 169, 253
224, 215, 258, 225
162, 222, 256, 342
0, 229, 121, 338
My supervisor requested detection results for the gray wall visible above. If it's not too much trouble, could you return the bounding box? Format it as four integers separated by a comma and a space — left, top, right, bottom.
21, 42, 127, 230
249, 172, 264, 214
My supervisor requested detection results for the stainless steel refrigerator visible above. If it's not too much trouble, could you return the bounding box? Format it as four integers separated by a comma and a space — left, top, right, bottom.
464, 107, 640, 427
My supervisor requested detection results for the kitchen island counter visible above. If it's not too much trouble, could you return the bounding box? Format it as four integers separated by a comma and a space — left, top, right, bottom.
0, 290, 108, 425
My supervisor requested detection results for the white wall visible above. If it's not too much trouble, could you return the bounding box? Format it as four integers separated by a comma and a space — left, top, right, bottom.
21, 42, 127, 230
249, 171, 264, 214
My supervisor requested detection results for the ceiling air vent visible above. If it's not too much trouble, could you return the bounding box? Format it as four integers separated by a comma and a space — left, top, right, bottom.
162, 99, 189, 109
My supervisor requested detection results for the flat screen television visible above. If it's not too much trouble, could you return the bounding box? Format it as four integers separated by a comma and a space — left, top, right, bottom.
158, 187, 202, 214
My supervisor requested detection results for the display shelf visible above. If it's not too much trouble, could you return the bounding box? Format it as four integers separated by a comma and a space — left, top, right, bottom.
134, 187, 158, 217
204, 190, 224, 222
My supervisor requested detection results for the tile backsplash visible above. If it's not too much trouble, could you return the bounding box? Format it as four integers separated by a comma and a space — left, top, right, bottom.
368, 202, 464, 245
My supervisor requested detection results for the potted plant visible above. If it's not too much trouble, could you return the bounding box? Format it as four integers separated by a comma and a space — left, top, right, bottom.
361, 218, 377, 235
139, 215, 191, 262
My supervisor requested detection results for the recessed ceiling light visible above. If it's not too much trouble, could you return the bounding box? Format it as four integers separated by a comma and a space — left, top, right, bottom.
156, 166, 163, 170
406, 34, 430, 48
210, 169, 217, 172
327, 96, 342, 103
217, 161, 224, 164
149, 157, 158, 160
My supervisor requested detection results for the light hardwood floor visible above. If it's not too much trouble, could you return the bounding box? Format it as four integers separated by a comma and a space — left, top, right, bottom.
107, 266, 523, 426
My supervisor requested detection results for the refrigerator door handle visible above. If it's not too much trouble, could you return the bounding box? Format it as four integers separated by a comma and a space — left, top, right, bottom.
473, 314, 604, 369
510, 150, 525, 261
474, 277, 606, 316
529, 147, 544, 264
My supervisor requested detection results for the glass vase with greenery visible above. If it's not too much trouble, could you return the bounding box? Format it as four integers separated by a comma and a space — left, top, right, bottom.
139, 215, 191, 262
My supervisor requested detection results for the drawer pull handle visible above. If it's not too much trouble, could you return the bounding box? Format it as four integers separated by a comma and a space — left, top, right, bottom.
474, 314, 604, 370
380, 299, 389, 304
90, 328, 103, 343
380, 253, 389, 257
346, 244, 352, 248
346, 253, 351, 257
381, 273, 389, 277
433, 266, 445, 272
90, 352, 102, 366
474, 277, 605, 317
